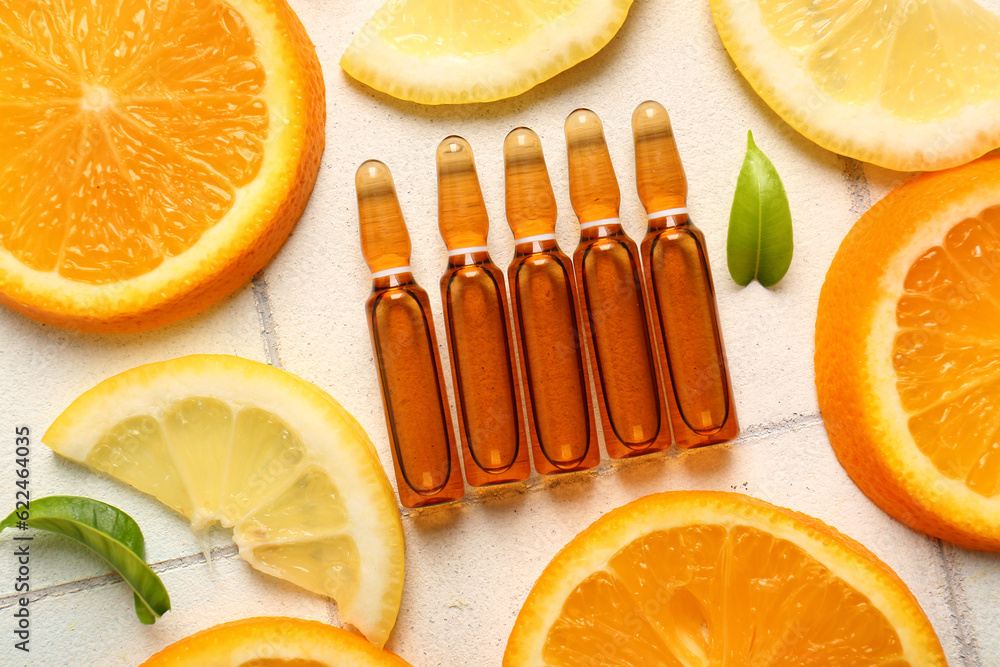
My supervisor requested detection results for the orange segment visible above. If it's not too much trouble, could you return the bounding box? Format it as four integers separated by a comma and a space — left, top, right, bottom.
546, 532, 905, 665
816, 155, 1000, 551
504, 492, 945, 666
0, 0, 324, 331
0, 0, 261, 282
139, 617, 412, 666
895, 208, 1000, 497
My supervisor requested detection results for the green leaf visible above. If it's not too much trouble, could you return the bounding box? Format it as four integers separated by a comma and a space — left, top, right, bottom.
0, 496, 170, 624
727, 130, 794, 287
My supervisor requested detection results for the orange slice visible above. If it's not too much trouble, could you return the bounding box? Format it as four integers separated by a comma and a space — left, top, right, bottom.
140, 617, 412, 666
816, 155, 1000, 551
0, 0, 325, 332
504, 491, 945, 665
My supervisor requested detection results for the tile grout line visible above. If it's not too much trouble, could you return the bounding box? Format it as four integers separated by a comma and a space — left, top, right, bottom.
0, 545, 240, 610
403, 413, 826, 516
254, 270, 335, 616
733, 413, 823, 443
252, 269, 336, 617
840, 155, 871, 216
936, 540, 981, 665
0, 413, 827, 605
251, 271, 283, 369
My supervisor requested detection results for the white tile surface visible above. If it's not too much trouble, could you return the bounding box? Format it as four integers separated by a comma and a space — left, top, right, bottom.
1, 0, 999, 665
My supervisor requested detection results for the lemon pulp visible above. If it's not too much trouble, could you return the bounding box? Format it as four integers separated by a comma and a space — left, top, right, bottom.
44, 355, 403, 647
340, 0, 633, 104
756, 0, 1000, 122
87, 398, 362, 607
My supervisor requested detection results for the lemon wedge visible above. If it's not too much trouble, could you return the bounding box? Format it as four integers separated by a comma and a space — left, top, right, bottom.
711, 0, 1000, 170
341, 0, 634, 104
43, 355, 404, 647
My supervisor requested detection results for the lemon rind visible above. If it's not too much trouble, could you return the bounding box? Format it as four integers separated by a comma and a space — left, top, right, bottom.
710, 0, 1000, 171
42, 354, 404, 648
340, 0, 634, 105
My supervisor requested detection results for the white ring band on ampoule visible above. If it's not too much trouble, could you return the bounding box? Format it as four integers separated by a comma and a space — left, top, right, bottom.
371, 265, 411, 279
513, 233, 557, 244
447, 245, 489, 257
647, 207, 688, 219
579, 217, 620, 230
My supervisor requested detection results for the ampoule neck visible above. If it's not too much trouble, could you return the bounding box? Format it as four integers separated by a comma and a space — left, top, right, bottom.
504, 127, 559, 241
437, 135, 491, 252
372, 271, 415, 290
357, 160, 414, 275
579, 218, 624, 240
446, 249, 492, 267
512, 234, 559, 256
632, 101, 689, 215
646, 207, 691, 231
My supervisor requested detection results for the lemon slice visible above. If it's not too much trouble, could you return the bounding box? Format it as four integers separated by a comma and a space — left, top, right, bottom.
43, 355, 404, 647
710, 0, 1000, 171
340, 0, 634, 104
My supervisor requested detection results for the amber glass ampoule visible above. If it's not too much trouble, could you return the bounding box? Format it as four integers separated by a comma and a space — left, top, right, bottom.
503, 127, 599, 474
564, 108, 670, 458
632, 101, 739, 447
436, 136, 530, 486
357, 160, 464, 507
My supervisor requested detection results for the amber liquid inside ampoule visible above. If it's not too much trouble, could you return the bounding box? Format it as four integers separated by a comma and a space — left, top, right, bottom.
633, 100, 739, 447
645, 223, 737, 443
504, 127, 599, 474
437, 136, 529, 486
368, 275, 465, 503
565, 109, 670, 458
577, 229, 665, 453
510, 240, 597, 472
358, 159, 464, 507
437, 136, 531, 486
441, 254, 528, 483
